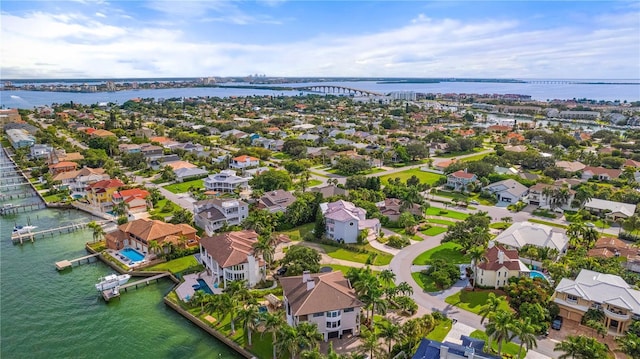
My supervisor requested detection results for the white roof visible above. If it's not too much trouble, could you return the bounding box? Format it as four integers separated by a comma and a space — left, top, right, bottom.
493, 221, 568, 252
584, 198, 636, 217
555, 269, 640, 315
483, 179, 528, 198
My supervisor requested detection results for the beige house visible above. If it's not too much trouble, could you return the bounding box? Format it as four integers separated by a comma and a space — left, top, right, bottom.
553, 269, 640, 335
280, 271, 363, 341
475, 244, 529, 289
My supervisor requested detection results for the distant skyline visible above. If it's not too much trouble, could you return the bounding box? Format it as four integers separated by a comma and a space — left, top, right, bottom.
1, 1, 639, 80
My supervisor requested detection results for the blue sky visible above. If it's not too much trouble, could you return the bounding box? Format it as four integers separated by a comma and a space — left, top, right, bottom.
1, 1, 639, 79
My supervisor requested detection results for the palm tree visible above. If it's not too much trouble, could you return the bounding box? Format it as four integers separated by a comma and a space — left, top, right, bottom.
623, 215, 640, 234
190, 290, 209, 314
113, 200, 128, 217
616, 332, 640, 359
500, 216, 513, 223
377, 319, 401, 357
88, 221, 105, 243
262, 311, 286, 359
468, 246, 486, 289
567, 223, 586, 247
237, 304, 262, 346
357, 328, 385, 359
396, 281, 413, 296
554, 335, 608, 359
479, 293, 504, 324
254, 235, 276, 269
514, 317, 538, 359
296, 321, 323, 352
275, 325, 303, 359
485, 310, 515, 357
148, 240, 160, 255
379, 269, 396, 288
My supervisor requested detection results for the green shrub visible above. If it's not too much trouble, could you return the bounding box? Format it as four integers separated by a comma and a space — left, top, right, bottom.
387, 235, 410, 249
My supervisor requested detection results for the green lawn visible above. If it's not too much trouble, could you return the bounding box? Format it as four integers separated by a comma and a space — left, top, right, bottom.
425, 207, 468, 220
426, 218, 456, 226
275, 223, 314, 241
444, 290, 511, 315
309, 171, 329, 178
460, 153, 490, 162
272, 152, 290, 160
163, 179, 205, 194
528, 219, 567, 229
489, 222, 512, 230
306, 179, 322, 187
426, 319, 453, 342
565, 213, 610, 229
327, 167, 385, 176
470, 330, 524, 358
386, 227, 423, 241
43, 193, 68, 203
412, 272, 440, 292
413, 242, 471, 265
421, 226, 448, 236
150, 198, 177, 218
326, 264, 380, 276
144, 255, 199, 274
318, 243, 393, 266
380, 169, 444, 185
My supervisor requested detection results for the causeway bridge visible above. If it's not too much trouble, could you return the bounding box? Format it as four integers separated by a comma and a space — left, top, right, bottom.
295, 85, 383, 97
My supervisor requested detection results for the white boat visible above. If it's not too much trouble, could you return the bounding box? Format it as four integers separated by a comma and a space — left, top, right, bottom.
12, 225, 37, 234
95, 274, 131, 291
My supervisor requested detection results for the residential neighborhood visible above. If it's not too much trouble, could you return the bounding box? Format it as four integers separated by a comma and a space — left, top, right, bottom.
2, 91, 640, 359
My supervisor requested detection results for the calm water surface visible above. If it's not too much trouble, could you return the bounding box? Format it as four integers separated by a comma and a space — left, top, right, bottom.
0, 166, 240, 358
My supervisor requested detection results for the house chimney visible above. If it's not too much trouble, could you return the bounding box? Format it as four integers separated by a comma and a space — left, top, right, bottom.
306, 278, 315, 291
302, 270, 310, 283
207, 211, 211, 219
440, 345, 449, 359
498, 250, 505, 264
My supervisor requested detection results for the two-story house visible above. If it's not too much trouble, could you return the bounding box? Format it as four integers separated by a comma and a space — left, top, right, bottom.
321, 200, 380, 244
112, 188, 150, 215
553, 269, 640, 335
446, 170, 477, 192
203, 170, 250, 193
53, 167, 110, 198
280, 271, 363, 341
194, 198, 249, 236
475, 244, 529, 289
86, 179, 124, 213
257, 190, 297, 213
48, 161, 78, 176
230, 155, 260, 170
105, 218, 199, 253
199, 230, 265, 288
525, 183, 575, 210
375, 198, 423, 222
482, 179, 529, 204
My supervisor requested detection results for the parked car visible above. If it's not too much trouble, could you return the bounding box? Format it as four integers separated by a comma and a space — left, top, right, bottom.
470, 200, 479, 205
552, 316, 563, 330
276, 266, 288, 276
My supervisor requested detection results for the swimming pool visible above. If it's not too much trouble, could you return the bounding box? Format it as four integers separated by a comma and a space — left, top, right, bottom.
530, 270, 549, 282
194, 279, 213, 294
120, 248, 145, 262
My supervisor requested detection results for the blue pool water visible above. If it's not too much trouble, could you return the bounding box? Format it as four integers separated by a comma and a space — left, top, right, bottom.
530, 270, 549, 281
120, 248, 145, 262
195, 279, 213, 294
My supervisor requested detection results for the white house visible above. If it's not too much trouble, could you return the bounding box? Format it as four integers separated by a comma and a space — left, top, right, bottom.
475, 244, 529, 289
483, 179, 529, 204
525, 183, 575, 210
199, 230, 265, 288
203, 170, 250, 193
194, 198, 249, 236
446, 170, 477, 192
280, 271, 363, 341
52, 167, 110, 198
584, 198, 637, 221
230, 155, 260, 169
321, 200, 380, 244
493, 221, 569, 253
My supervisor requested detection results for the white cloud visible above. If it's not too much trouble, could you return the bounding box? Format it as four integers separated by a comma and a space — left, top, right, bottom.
95, 12, 107, 18
1, 7, 638, 79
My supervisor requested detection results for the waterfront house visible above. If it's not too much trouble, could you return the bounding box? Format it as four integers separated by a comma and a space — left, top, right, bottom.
321, 200, 380, 244
553, 269, 640, 335
475, 243, 528, 289
446, 170, 477, 192
48, 161, 78, 176
194, 198, 249, 236
52, 167, 109, 198
86, 178, 125, 213
257, 190, 297, 213
199, 230, 265, 288
30, 144, 54, 159
492, 221, 568, 254
280, 271, 363, 341
105, 218, 199, 253
482, 179, 529, 204
230, 155, 260, 170
112, 188, 150, 215
203, 170, 250, 193
6, 128, 35, 149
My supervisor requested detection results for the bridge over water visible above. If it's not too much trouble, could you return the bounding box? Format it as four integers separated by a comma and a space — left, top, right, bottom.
294, 85, 383, 97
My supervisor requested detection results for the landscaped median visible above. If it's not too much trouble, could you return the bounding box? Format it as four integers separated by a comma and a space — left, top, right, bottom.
379, 168, 444, 185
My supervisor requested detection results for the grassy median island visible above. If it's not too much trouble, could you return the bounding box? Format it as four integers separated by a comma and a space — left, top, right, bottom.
412, 242, 470, 265
425, 207, 469, 220
318, 243, 393, 266
380, 169, 444, 185
444, 290, 511, 315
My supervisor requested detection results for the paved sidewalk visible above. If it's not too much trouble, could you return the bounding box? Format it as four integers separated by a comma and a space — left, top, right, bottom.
443, 322, 476, 344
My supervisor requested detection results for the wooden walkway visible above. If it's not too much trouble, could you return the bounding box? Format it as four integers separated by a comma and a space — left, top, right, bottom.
101, 272, 172, 302
0, 202, 46, 215
55, 252, 101, 271
11, 220, 110, 244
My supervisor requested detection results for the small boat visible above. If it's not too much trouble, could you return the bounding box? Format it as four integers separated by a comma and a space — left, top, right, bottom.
95, 274, 131, 291
12, 225, 37, 234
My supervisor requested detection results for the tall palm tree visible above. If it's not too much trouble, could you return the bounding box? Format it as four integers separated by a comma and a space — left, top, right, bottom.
396, 281, 413, 296
514, 317, 538, 359
88, 222, 105, 243
480, 293, 504, 324
357, 329, 385, 359
296, 321, 323, 352
253, 235, 276, 269
485, 310, 515, 357
148, 240, 160, 255
262, 311, 286, 359
377, 319, 401, 357
275, 325, 303, 359
554, 335, 606, 359
379, 269, 396, 288
237, 304, 262, 346
468, 246, 486, 289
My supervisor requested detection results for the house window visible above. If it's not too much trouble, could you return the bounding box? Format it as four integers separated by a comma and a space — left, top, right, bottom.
326, 310, 341, 317
567, 294, 578, 303
313, 312, 324, 317
344, 308, 354, 313
326, 320, 341, 329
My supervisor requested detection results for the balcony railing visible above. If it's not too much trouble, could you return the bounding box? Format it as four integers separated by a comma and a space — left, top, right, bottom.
604, 308, 630, 321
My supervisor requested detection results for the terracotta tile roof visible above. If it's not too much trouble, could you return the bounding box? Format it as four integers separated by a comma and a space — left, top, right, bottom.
49, 161, 78, 169
88, 178, 124, 189
113, 188, 149, 200
92, 129, 116, 137
450, 170, 476, 179
488, 125, 512, 132
280, 271, 363, 316
150, 136, 171, 144
477, 245, 521, 271
167, 161, 197, 170
583, 166, 622, 178
232, 155, 259, 162
116, 218, 194, 242
199, 230, 259, 268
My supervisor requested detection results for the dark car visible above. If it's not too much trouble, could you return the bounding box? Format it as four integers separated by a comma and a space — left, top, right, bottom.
551, 316, 563, 330
276, 267, 287, 276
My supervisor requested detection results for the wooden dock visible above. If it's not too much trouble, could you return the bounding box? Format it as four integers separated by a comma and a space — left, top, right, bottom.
11, 220, 110, 244
101, 272, 172, 302
0, 202, 46, 215
55, 252, 101, 271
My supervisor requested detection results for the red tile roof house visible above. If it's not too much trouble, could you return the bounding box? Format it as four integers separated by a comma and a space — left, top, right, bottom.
446, 170, 477, 192
198, 230, 266, 288
280, 271, 363, 341
475, 244, 529, 289
48, 161, 78, 176
105, 218, 199, 256
230, 155, 260, 169
112, 188, 150, 215
581, 166, 622, 181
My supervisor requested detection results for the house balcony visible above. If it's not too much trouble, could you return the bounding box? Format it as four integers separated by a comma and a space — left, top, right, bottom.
604, 308, 630, 321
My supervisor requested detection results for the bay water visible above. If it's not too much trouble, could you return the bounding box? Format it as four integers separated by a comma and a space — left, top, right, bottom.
0, 183, 241, 358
